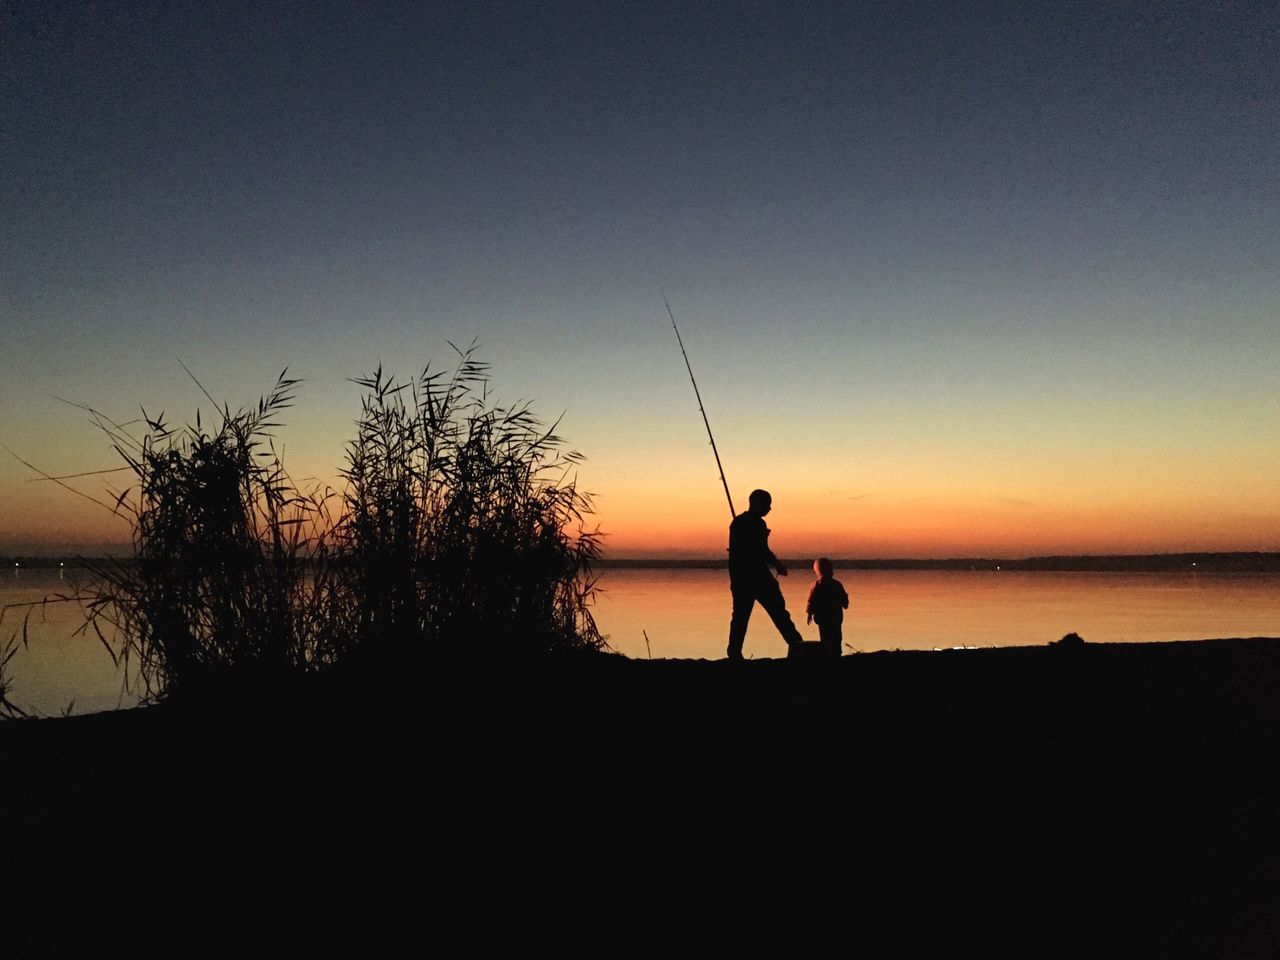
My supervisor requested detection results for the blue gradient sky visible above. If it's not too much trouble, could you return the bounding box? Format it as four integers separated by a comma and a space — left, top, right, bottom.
3, 1, 1277, 556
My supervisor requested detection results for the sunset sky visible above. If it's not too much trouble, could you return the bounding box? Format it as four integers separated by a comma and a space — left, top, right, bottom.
3, 1, 1277, 558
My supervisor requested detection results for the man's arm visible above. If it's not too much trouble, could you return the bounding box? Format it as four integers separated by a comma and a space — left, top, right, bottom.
761, 521, 786, 575
768, 547, 787, 576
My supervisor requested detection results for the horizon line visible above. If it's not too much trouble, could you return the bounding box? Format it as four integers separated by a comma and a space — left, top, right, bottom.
5, 550, 1278, 569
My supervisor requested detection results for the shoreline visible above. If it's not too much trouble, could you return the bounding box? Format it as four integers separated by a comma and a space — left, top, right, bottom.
6, 550, 1280, 573
598, 552, 1280, 572
10, 629, 1280, 728
4, 633, 1280, 726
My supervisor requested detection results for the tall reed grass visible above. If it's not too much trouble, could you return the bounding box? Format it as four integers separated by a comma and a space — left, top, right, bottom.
334, 343, 602, 661
1, 633, 27, 718
79, 372, 330, 698
76, 343, 603, 702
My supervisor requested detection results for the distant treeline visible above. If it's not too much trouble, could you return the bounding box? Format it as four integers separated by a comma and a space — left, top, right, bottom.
597, 552, 1280, 573
7, 551, 1279, 573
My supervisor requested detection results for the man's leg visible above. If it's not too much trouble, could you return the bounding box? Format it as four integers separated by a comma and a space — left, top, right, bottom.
757, 577, 804, 647
728, 585, 754, 659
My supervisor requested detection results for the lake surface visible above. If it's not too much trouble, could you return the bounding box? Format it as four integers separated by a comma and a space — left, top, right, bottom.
0, 568, 137, 718
3, 567, 1279, 716
591, 568, 1280, 661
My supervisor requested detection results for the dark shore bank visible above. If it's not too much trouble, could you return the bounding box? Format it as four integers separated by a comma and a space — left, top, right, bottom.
598, 550, 1280, 571
9, 637, 1280, 954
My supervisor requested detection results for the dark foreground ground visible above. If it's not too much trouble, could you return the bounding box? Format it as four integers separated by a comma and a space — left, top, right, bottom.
8, 638, 1280, 954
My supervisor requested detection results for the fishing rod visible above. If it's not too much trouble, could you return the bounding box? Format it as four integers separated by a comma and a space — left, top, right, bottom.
665, 295, 736, 519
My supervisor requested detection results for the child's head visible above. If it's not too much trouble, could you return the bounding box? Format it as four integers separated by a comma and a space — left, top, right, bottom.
814, 557, 834, 579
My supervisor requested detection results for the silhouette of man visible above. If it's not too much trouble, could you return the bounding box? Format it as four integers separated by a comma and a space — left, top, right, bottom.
727, 489, 804, 659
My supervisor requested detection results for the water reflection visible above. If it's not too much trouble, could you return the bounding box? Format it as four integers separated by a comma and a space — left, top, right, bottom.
0, 570, 135, 717
4, 567, 1279, 714
593, 568, 1280, 660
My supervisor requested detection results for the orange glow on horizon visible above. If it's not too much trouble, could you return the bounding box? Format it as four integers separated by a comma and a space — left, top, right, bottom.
595, 490, 1280, 559
3, 437, 1277, 559
4, 490, 1276, 559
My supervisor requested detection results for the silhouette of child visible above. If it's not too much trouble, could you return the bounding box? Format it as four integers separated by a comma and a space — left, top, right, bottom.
806, 557, 849, 657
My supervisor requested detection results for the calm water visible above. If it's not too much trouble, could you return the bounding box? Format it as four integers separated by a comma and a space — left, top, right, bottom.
0, 569, 138, 718
592, 568, 1280, 661
4, 567, 1279, 716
